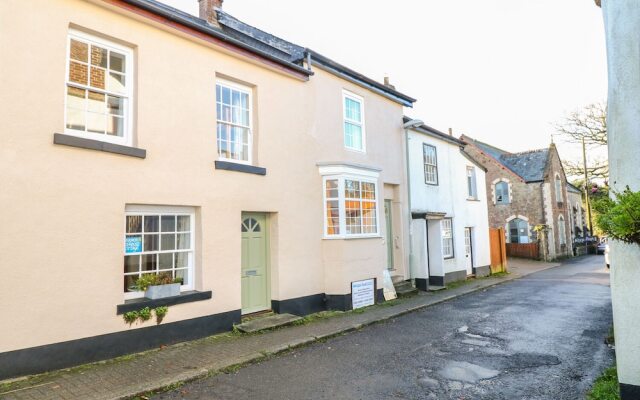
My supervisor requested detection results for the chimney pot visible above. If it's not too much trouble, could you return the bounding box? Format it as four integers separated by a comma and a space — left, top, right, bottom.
199, 0, 223, 26
448, 128, 453, 136
383, 76, 396, 90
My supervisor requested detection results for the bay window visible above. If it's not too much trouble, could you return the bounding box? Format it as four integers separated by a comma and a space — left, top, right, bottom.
65, 30, 132, 145
124, 207, 195, 299
323, 176, 379, 238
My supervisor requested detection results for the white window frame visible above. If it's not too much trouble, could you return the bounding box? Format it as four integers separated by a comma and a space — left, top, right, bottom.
441, 218, 454, 259
124, 205, 196, 300
320, 166, 380, 239
495, 181, 510, 204
216, 78, 253, 165
64, 29, 134, 146
342, 90, 366, 152
423, 144, 438, 185
466, 166, 478, 200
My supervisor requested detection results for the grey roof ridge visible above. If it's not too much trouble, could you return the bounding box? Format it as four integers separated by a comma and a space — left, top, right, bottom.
119, 0, 312, 76
308, 49, 416, 105
216, 9, 305, 60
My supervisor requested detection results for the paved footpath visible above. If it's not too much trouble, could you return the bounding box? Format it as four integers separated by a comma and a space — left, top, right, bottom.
0, 259, 560, 400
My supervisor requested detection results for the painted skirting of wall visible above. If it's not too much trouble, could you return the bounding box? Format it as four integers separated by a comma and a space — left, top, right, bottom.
271, 294, 325, 316
429, 269, 472, 287
621, 383, 640, 400
0, 310, 241, 381
415, 278, 428, 291
473, 265, 491, 277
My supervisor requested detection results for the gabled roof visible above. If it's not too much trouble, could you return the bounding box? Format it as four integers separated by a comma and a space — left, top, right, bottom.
461, 135, 550, 182
117, 0, 414, 105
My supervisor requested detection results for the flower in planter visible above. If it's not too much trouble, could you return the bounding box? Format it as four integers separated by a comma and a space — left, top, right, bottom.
134, 273, 182, 291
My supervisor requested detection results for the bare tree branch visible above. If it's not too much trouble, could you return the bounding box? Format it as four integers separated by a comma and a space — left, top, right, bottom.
563, 159, 609, 180
554, 103, 607, 146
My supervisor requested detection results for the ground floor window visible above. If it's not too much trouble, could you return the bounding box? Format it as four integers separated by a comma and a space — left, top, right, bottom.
322, 175, 379, 238
508, 218, 529, 243
124, 206, 195, 298
441, 218, 454, 258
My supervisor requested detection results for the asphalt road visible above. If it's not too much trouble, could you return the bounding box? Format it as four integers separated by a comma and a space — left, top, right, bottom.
156, 255, 613, 400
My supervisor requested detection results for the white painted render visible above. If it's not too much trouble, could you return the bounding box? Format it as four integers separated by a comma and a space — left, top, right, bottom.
600, 0, 640, 391
407, 128, 491, 282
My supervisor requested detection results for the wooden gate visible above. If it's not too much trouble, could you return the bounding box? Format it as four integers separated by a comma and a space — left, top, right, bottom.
489, 228, 507, 273
505, 242, 540, 260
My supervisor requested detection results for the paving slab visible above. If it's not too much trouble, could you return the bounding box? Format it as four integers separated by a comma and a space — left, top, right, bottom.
235, 313, 301, 333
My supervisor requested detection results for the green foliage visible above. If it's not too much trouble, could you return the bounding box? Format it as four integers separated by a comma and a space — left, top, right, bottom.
594, 187, 640, 245
134, 273, 182, 291
138, 307, 152, 321
155, 306, 169, 324
123, 306, 169, 325
587, 366, 620, 400
123, 311, 139, 325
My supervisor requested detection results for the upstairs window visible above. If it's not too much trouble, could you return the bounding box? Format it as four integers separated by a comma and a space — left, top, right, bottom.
495, 181, 510, 204
466, 166, 477, 199
216, 80, 252, 163
65, 30, 132, 145
441, 218, 454, 258
343, 91, 365, 151
323, 176, 379, 238
555, 174, 563, 203
423, 144, 438, 185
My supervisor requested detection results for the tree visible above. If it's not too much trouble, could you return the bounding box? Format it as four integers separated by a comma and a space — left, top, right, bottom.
554, 102, 608, 180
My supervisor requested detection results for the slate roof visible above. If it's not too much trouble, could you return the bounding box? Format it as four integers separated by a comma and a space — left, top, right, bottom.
567, 182, 582, 193
463, 136, 550, 182
120, 0, 415, 105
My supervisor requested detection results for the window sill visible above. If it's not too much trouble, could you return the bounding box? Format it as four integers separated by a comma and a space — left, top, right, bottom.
116, 290, 212, 315
323, 235, 383, 240
466, 198, 481, 202
214, 160, 266, 176
54, 133, 146, 159
444, 256, 455, 260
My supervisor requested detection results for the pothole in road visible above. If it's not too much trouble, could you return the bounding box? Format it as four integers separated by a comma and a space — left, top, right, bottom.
502, 352, 561, 370
437, 361, 501, 383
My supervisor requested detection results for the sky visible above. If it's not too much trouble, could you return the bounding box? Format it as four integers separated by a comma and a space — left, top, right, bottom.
163, 0, 608, 172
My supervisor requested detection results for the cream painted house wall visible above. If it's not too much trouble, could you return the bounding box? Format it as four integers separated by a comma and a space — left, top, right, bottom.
0, 0, 409, 358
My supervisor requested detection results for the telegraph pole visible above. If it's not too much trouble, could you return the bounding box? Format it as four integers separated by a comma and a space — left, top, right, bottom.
582, 137, 594, 235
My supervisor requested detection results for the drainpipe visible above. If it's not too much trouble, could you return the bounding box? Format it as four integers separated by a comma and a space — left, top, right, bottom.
403, 119, 425, 283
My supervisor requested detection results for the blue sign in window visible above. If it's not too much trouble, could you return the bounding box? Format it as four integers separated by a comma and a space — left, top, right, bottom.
125, 236, 142, 254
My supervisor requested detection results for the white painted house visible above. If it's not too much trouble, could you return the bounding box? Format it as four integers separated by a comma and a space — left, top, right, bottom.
404, 118, 491, 289
597, 0, 640, 398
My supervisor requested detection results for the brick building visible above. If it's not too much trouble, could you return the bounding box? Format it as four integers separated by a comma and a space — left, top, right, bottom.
461, 136, 571, 260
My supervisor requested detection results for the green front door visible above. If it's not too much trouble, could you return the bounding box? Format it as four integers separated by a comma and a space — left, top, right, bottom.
385, 200, 394, 270
241, 213, 270, 315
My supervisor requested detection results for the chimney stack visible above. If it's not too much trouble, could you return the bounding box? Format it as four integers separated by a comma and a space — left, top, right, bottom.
383, 76, 396, 90
199, 0, 223, 26
448, 128, 453, 136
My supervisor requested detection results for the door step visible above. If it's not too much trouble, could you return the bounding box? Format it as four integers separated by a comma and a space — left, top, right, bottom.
393, 280, 418, 297
428, 285, 446, 291
235, 313, 302, 333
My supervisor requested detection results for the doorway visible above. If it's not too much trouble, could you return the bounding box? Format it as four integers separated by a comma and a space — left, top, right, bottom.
384, 200, 394, 270
241, 213, 270, 314
464, 227, 474, 275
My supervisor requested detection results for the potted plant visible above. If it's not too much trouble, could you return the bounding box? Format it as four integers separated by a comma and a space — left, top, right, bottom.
135, 273, 183, 300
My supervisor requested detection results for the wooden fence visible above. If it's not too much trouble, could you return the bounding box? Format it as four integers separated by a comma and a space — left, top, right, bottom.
489, 228, 508, 273
505, 242, 540, 260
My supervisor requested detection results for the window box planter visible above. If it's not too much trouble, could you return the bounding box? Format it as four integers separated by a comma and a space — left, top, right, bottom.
145, 283, 180, 300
